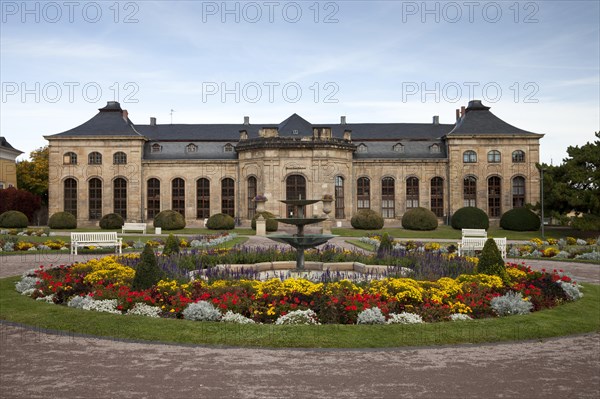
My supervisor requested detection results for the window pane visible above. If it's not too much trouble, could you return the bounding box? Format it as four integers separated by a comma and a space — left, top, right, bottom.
197, 178, 210, 219
488, 176, 501, 217
89, 178, 102, 220
335, 176, 345, 219
357, 177, 370, 210
172, 178, 185, 217
512, 176, 526, 208
147, 179, 160, 219
113, 178, 127, 219
221, 178, 235, 217
64, 178, 77, 218
406, 177, 419, 209
286, 175, 306, 216
247, 176, 257, 219
381, 177, 395, 218
430, 177, 443, 217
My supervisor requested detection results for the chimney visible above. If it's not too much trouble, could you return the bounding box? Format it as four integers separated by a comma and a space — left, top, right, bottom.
150, 117, 157, 126
340, 115, 346, 125
122, 109, 128, 121
455, 109, 460, 121
460, 106, 466, 117
432, 115, 439, 125
244, 116, 250, 125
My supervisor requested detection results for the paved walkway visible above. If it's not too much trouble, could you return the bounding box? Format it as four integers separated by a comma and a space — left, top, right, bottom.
1, 241, 599, 398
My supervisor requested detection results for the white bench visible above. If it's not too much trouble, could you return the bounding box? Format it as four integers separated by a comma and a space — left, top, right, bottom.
70, 232, 122, 255
122, 222, 147, 234
457, 229, 507, 259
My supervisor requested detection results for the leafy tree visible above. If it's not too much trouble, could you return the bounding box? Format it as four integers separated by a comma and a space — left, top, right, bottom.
16, 146, 49, 204
0, 187, 41, 222
163, 234, 180, 255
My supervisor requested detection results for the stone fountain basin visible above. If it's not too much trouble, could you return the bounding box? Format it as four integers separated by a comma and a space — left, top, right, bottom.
268, 234, 335, 248
273, 218, 328, 226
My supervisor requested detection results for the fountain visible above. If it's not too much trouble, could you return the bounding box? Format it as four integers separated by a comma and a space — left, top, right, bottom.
268, 199, 335, 270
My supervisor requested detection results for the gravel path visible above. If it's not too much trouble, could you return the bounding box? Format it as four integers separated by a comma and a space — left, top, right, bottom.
1, 241, 599, 398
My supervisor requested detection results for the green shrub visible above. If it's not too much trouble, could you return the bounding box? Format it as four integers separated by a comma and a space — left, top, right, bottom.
571, 214, 600, 232
251, 211, 279, 232
350, 209, 384, 230
377, 232, 394, 257
0, 210, 28, 228
163, 234, 180, 255
477, 238, 508, 283
99, 213, 124, 230
132, 244, 164, 291
451, 207, 489, 230
206, 213, 235, 230
500, 208, 540, 231
401, 207, 438, 231
153, 210, 186, 230
48, 211, 77, 229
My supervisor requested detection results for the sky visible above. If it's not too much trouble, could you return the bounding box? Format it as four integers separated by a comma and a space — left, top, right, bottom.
1, 0, 599, 165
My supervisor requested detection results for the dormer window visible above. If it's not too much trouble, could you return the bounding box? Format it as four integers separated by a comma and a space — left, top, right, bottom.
151, 143, 162, 153
393, 143, 404, 153
292, 129, 299, 135
357, 143, 368, 153
430, 144, 440, 154
224, 143, 234, 153
186, 143, 198, 153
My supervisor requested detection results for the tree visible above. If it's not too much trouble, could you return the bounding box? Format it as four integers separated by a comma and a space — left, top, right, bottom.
132, 244, 164, 291
16, 146, 49, 204
0, 187, 41, 222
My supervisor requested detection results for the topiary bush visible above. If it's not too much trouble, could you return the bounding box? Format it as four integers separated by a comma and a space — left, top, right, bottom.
206, 213, 235, 230
0, 210, 29, 228
132, 244, 164, 291
350, 209, 384, 230
500, 208, 540, 231
251, 211, 279, 232
377, 232, 394, 257
48, 211, 77, 229
153, 210, 186, 230
163, 233, 180, 255
401, 207, 438, 231
99, 213, 124, 230
477, 238, 508, 283
451, 207, 489, 230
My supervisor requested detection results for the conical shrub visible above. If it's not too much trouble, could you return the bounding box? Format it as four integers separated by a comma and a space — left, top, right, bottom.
132, 244, 163, 291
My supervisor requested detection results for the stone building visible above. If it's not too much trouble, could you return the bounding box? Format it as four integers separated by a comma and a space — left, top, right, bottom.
45, 100, 543, 227
0, 137, 23, 189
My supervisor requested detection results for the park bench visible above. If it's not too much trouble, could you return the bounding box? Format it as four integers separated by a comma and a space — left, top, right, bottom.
70, 232, 122, 255
457, 229, 507, 259
122, 222, 147, 234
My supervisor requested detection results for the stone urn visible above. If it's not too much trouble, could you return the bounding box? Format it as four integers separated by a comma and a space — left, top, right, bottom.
321, 196, 333, 217
254, 195, 267, 213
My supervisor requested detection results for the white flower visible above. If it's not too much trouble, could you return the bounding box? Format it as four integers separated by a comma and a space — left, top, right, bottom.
357, 307, 385, 324
221, 311, 256, 324
275, 309, 320, 325
387, 312, 424, 324
127, 303, 161, 318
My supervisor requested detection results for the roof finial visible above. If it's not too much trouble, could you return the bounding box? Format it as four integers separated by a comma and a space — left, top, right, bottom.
170, 109, 175, 124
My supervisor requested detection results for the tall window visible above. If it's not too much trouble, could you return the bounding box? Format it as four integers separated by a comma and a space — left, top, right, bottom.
88, 152, 102, 165
113, 152, 127, 164
431, 177, 444, 217
286, 175, 306, 216
335, 176, 345, 219
88, 178, 102, 220
221, 178, 235, 217
512, 176, 526, 208
196, 178, 210, 219
172, 178, 185, 217
64, 152, 77, 165
147, 178, 160, 219
512, 150, 525, 163
463, 176, 477, 207
463, 150, 477, 163
381, 177, 395, 218
113, 178, 127, 219
64, 178, 77, 218
247, 176, 257, 219
406, 177, 419, 209
488, 176, 501, 217
487, 150, 501, 163
357, 177, 370, 209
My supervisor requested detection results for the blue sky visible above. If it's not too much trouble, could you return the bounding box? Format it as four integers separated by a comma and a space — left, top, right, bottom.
1, 0, 599, 165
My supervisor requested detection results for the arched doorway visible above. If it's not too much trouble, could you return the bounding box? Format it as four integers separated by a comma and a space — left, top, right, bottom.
286, 174, 306, 217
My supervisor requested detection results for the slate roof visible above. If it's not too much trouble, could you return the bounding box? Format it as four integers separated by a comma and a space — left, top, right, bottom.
353, 140, 447, 159
143, 141, 237, 160
0, 137, 23, 155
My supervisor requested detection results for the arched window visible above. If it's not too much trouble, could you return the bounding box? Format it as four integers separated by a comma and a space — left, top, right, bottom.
172, 178, 185, 217
88, 178, 102, 220
88, 152, 102, 165
186, 143, 198, 153
64, 178, 77, 217
406, 177, 419, 209
381, 177, 395, 218
512, 150, 525, 163
430, 144, 441, 154
393, 143, 404, 153
63, 152, 77, 165
224, 143, 234, 153
197, 178, 210, 219
114, 178, 127, 219
357, 177, 370, 209
463, 176, 477, 207
147, 178, 160, 219
488, 176, 501, 217
512, 176, 526, 208
487, 150, 501, 163
221, 178, 235, 217
463, 150, 477, 163
151, 143, 162, 153
113, 152, 127, 165
335, 176, 345, 219
286, 175, 306, 216
431, 177, 444, 217
247, 176, 257, 219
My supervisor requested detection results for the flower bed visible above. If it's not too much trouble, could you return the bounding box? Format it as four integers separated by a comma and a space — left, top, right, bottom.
508, 237, 600, 261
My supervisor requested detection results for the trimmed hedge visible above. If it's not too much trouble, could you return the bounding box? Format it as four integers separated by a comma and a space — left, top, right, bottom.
206, 213, 235, 230
132, 244, 164, 291
451, 207, 489, 230
350, 209, 384, 230
48, 211, 77, 229
99, 213, 124, 230
251, 211, 279, 232
0, 210, 29, 228
401, 207, 438, 231
500, 208, 540, 231
478, 238, 509, 284
153, 210, 186, 230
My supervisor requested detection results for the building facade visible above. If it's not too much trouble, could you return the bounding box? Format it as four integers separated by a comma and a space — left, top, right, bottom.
0, 137, 23, 189
45, 100, 543, 227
